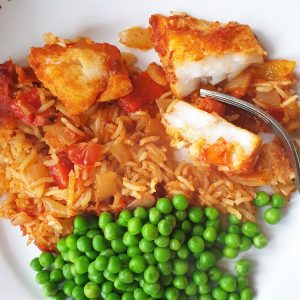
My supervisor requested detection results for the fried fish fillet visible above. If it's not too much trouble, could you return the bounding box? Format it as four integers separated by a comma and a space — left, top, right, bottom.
163, 100, 262, 174
150, 14, 266, 98
28, 37, 132, 115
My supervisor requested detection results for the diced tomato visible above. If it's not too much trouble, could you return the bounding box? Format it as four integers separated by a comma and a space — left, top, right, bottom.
197, 96, 226, 117
33, 111, 57, 126
48, 154, 74, 188
268, 109, 284, 122
119, 71, 168, 112
0, 60, 16, 126
11, 99, 36, 125
67, 142, 103, 166
18, 88, 41, 108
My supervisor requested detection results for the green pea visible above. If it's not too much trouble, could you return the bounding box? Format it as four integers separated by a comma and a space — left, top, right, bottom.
165, 286, 180, 300
72, 285, 85, 299
144, 265, 160, 283
172, 230, 186, 244
74, 215, 89, 232
66, 234, 79, 250
199, 295, 213, 300
228, 224, 241, 235
100, 249, 115, 257
75, 274, 89, 285
216, 231, 226, 245
104, 222, 122, 241
84, 282, 101, 298
103, 270, 117, 282
181, 220, 192, 233
173, 275, 188, 290
228, 213, 241, 225
170, 239, 181, 250
50, 268, 64, 282
85, 250, 98, 260
57, 237, 68, 253
117, 268, 134, 284
134, 287, 148, 300
111, 239, 126, 253
223, 247, 239, 259
209, 267, 222, 282
60, 251, 68, 264
118, 253, 130, 266
88, 272, 104, 284
253, 233, 268, 249
54, 255, 65, 269
142, 223, 158, 241
154, 247, 171, 262
206, 219, 220, 230
219, 274, 237, 292
240, 288, 254, 300
187, 236, 204, 253
157, 261, 172, 276
198, 251, 216, 271
75, 256, 90, 275
237, 276, 249, 290
117, 210, 132, 227
156, 197, 173, 214
154, 235, 170, 248
149, 208, 162, 225
39, 252, 55, 268
239, 236, 253, 251
67, 249, 81, 263
212, 287, 228, 300
198, 283, 211, 295
241, 222, 260, 238
175, 210, 187, 221
157, 219, 173, 236
165, 214, 177, 229
63, 280, 76, 296
139, 238, 155, 253
193, 270, 208, 285
127, 246, 142, 257
172, 194, 189, 211
185, 282, 198, 296
98, 212, 113, 230
101, 281, 114, 294
123, 231, 139, 247
36, 270, 50, 285
204, 207, 219, 220
264, 208, 281, 224
177, 245, 190, 260
192, 224, 204, 236
235, 259, 251, 276
129, 255, 146, 273
203, 226, 217, 242
62, 263, 74, 280
42, 282, 57, 297
134, 207, 148, 220
161, 274, 173, 287
122, 292, 133, 300
95, 255, 108, 271
188, 206, 204, 223
228, 292, 241, 300
173, 258, 189, 275
271, 194, 286, 208
75, 236, 92, 253
144, 253, 156, 265
143, 282, 161, 296
225, 234, 241, 248
86, 229, 101, 239
30, 257, 43, 272
107, 256, 122, 273
51, 290, 65, 300
254, 191, 270, 206
127, 217, 143, 235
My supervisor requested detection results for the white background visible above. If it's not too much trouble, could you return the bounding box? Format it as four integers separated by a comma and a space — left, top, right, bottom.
0, 0, 300, 299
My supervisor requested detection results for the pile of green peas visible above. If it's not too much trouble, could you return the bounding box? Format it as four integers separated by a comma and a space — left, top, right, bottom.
30, 192, 283, 300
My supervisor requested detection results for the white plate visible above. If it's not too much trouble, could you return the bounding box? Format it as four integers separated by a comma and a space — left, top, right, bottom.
0, 0, 300, 299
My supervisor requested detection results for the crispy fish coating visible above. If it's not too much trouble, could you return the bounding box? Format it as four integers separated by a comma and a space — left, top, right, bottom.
28, 37, 132, 115
149, 14, 266, 98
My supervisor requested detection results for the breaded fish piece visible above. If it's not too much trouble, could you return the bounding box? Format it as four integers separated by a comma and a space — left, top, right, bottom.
150, 14, 265, 98
28, 37, 132, 115
163, 100, 262, 174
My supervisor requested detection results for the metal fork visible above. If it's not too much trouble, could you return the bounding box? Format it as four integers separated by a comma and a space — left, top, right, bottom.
200, 89, 300, 193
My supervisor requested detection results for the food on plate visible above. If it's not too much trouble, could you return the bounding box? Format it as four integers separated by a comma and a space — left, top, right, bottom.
0, 11, 299, 300
149, 14, 265, 98
162, 100, 262, 174
29, 34, 132, 115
